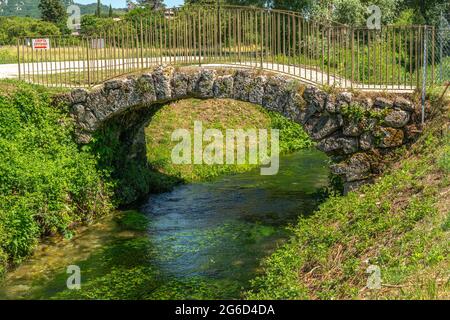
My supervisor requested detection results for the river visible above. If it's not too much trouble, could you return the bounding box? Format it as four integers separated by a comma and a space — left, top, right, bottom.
0, 149, 329, 299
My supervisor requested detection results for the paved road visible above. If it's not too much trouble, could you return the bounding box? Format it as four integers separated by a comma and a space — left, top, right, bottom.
0, 64, 20, 79
0, 57, 416, 93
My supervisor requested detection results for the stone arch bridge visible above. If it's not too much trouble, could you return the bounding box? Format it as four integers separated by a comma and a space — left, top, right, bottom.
64, 65, 422, 194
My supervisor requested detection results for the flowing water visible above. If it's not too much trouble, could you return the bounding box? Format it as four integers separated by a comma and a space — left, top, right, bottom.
0, 150, 329, 300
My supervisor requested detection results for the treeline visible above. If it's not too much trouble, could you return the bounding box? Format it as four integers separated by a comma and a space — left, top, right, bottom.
186, 0, 449, 27
0, 16, 61, 45
0, 0, 448, 46
0, 0, 126, 19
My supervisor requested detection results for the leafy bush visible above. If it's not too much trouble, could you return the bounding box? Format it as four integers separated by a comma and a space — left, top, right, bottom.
267, 111, 314, 153
86, 119, 181, 205
80, 15, 117, 36
0, 81, 112, 275
333, 0, 365, 26
0, 17, 61, 45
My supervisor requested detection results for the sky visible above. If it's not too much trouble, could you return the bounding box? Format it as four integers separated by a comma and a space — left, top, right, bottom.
75, 0, 185, 9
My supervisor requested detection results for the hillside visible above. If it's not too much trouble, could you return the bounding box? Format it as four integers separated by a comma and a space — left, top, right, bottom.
0, 0, 126, 18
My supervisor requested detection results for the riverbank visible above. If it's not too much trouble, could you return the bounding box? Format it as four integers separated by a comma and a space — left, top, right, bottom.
0, 150, 330, 299
246, 93, 449, 299
0, 80, 112, 276
1, 78, 447, 300
0, 80, 314, 280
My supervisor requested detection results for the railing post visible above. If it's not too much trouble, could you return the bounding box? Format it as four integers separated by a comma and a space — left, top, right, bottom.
351, 27, 354, 89
17, 38, 21, 81
86, 37, 91, 87
218, 3, 222, 61
260, 10, 264, 69
140, 16, 144, 70
439, 17, 443, 83
327, 27, 331, 86
198, 9, 202, 66
421, 26, 428, 127
238, 10, 241, 63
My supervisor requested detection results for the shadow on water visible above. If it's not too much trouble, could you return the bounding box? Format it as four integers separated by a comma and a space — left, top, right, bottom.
0, 150, 329, 300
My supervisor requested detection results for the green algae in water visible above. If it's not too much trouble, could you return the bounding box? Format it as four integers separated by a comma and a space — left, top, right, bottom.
0, 150, 330, 300
116, 210, 151, 232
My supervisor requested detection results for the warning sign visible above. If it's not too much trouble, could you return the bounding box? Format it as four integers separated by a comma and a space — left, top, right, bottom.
32, 38, 50, 50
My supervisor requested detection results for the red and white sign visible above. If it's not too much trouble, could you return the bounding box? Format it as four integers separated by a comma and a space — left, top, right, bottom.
32, 38, 50, 50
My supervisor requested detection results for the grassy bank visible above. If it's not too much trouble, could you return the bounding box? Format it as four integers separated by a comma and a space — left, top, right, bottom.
145, 98, 313, 183
0, 80, 112, 276
246, 95, 449, 300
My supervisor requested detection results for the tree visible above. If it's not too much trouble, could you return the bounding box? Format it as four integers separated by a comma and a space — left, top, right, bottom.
80, 14, 116, 35
127, 0, 136, 11
401, 0, 449, 26
109, 4, 113, 17
186, 0, 267, 6
333, 0, 365, 25
271, 0, 322, 17
38, 0, 66, 24
96, 0, 101, 17
137, 0, 165, 11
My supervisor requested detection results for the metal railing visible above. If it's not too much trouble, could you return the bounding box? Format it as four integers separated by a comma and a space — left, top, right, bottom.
16, 5, 441, 91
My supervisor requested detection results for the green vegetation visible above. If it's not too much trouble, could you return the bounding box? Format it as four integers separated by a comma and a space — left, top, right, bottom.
39, 0, 66, 26
0, 1, 126, 19
78, 3, 126, 16
85, 98, 313, 205
80, 15, 117, 35
186, 0, 448, 26
0, 46, 20, 65
145, 98, 313, 183
246, 96, 449, 300
0, 16, 61, 46
86, 119, 181, 205
0, 77, 447, 301
117, 210, 150, 232
0, 80, 112, 276
341, 102, 388, 122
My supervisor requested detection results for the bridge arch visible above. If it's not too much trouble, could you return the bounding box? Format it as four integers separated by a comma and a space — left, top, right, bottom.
65, 65, 420, 197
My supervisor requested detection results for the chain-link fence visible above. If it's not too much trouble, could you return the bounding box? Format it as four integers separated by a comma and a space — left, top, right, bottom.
425, 13, 450, 108
425, 14, 449, 87
435, 15, 449, 85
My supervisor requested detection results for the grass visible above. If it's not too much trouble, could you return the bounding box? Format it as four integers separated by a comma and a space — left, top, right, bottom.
145, 98, 313, 183
0, 47, 19, 64
0, 79, 70, 96
3, 46, 120, 65
245, 95, 449, 300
